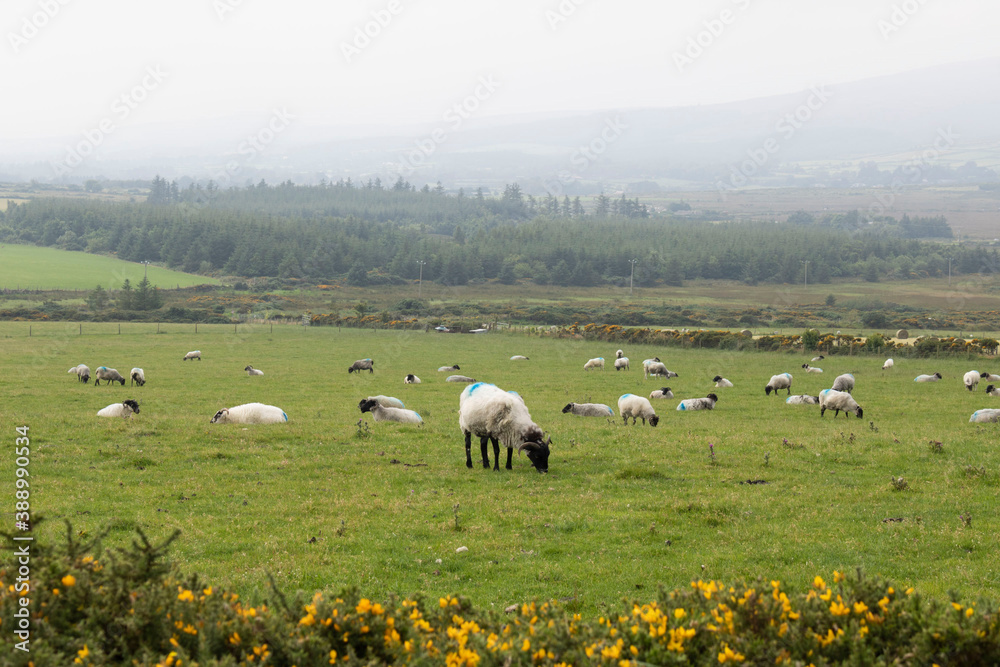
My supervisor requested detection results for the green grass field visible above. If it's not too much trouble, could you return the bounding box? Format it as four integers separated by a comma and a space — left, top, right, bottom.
0, 244, 219, 290
5, 323, 1000, 616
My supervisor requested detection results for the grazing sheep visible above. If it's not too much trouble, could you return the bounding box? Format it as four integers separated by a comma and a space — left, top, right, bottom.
366, 395, 405, 409
882, 358, 894, 370
677, 393, 718, 411
765, 373, 793, 396
831, 373, 855, 394
914, 373, 943, 382
96, 399, 141, 419
129, 368, 145, 387
649, 387, 674, 399
244, 365, 264, 376
786, 394, 820, 405
404, 374, 422, 384
348, 358, 374, 374
358, 398, 422, 424
94, 367, 126, 386
811, 355, 825, 362
819, 389, 863, 418
459, 382, 550, 473
617, 394, 660, 427
509, 355, 529, 361
985, 385, 1000, 397
644, 362, 678, 380
561, 402, 614, 417
438, 365, 461, 372
712, 375, 734, 388
969, 408, 1000, 423
964, 370, 981, 392
614, 357, 630, 371
182, 350, 201, 361
583, 357, 605, 371
801, 364, 824, 374
210, 402, 288, 424
69, 364, 90, 383
446, 375, 476, 383
980, 372, 1000, 382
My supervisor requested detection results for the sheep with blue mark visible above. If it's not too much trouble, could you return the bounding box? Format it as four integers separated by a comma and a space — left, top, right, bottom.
765, 373, 793, 396
458, 382, 550, 473
617, 394, 660, 426
677, 393, 718, 411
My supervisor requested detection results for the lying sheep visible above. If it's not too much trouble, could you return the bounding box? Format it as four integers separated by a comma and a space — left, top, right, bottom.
561, 402, 614, 417
964, 370, 981, 392
348, 358, 374, 374
183, 350, 201, 361
69, 364, 90, 383
510, 355, 529, 361
765, 373, 793, 396
819, 389, 863, 418
244, 365, 264, 376
366, 395, 405, 409
358, 398, 422, 424
618, 394, 660, 427
649, 387, 673, 399
404, 374, 422, 384
644, 362, 678, 380
786, 394, 820, 405
801, 364, 823, 374
94, 367, 126, 386
130, 368, 145, 386
438, 364, 461, 372
915, 372, 943, 382
969, 408, 1000, 423
985, 385, 1000, 397
210, 402, 288, 424
459, 382, 550, 472
446, 375, 476, 383
677, 393, 718, 411
811, 355, 825, 362
614, 357, 630, 371
882, 358, 894, 370
583, 357, 605, 371
831, 373, 855, 394
97, 399, 140, 419
980, 372, 1000, 382
712, 376, 734, 388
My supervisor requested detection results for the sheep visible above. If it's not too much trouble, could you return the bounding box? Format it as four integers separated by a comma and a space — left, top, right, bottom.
438, 364, 461, 372
786, 394, 820, 405
882, 358, 894, 370
985, 385, 1000, 397
458, 382, 550, 473
914, 373, 943, 382
446, 375, 476, 383
649, 387, 674, 399
969, 408, 1000, 423
210, 402, 288, 424
801, 364, 824, 374
811, 355, 825, 362
614, 357, 630, 371
94, 367, 126, 386
583, 357, 605, 371
676, 393, 718, 411
366, 395, 405, 409
69, 364, 90, 383
182, 350, 201, 361
644, 362, 678, 380
712, 375, 734, 388
561, 402, 614, 417
819, 389, 863, 418
616, 349, 624, 359
348, 358, 374, 374
641, 357, 661, 367
96, 399, 141, 419
964, 370, 981, 392
358, 398, 422, 424
244, 365, 264, 376
510, 355, 529, 361
831, 373, 855, 394
129, 368, 145, 386
617, 394, 660, 427
404, 374, 422, 384
765, 373, 793, 396
980, 372, 1000, 382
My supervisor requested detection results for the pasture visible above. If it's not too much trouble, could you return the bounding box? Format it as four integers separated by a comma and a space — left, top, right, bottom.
5, 322, 1000, 616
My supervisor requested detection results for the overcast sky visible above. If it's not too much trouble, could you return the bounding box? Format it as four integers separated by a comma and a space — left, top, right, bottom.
2, 0, 998, 146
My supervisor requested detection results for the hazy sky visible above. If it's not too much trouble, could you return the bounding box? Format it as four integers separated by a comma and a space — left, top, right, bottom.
2, 0, 998, 146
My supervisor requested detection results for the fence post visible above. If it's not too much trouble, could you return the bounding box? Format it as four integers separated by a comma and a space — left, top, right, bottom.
118, 323, 121, 335
195, 323, 198, 334
79, 323, 82, 335
29, 325, 31, 337
157, 323, 160, 334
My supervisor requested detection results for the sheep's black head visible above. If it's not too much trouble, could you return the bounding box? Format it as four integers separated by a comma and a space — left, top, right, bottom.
855, 406, 864, 419
358, 398, 378, 413
765, 385, 773, 395
988, 385, 996, 394
123, 399, 140, 414
452, 365, 460, 370
935, 372, 943, 379
406, 374, 415, 382
520, 434, 551, 474
245, 365, 253, 371
649, 415, 660, 427
348, 366, 356, 373
706, 393, 719, 403
210, 409, 228, 423
712, 375, 723, 382
660, 387, 671, 394
561, 403, 574, 413
117, 378, 126, 386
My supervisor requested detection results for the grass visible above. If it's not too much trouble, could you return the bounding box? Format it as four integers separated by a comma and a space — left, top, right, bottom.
0, 244, 219, 290
5, 323, 1000, 615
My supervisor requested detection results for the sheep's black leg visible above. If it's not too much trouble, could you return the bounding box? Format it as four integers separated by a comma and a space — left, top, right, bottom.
493, 438, 501, 471
504, 444, 513, 470
480, 436, 490, 468
464, 431, 473, 468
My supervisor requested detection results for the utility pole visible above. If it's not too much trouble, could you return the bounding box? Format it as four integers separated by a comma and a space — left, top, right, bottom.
948, 257, 952, 286
801, 260, 810, 289
142, 260, 150, 279
629, 259, 638, 296
416, 261, 426, 297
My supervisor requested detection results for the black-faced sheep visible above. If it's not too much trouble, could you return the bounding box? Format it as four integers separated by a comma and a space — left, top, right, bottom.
244, 365, 264, 376
617, 394, 659, 426
459, 382, 550, 473
583, 357, 605, 370
561, 402, 614, 417
914, 373, 943, 382
980, 372, 1000, 382
644, 362, 677, 380
712, 376, 734, 388
819, 389, 863, 418
130, 368, 145, 386
882, 358, 894, 370
786, 394, 820, 405
614, 357, 630, 371
210, 403, 288, 424
69, 364, 90, 383
365, 395, 405, 409
964, 370, 981, 392
404, 374, 422, 384
183, 350, 201, 361
801, 364, 823, 374
677, 394, 718, 411
985, 385, 1000, 397
94, 367, 126, 386
649, 387, 673, 399
765, 373, 793, 395
358, 398, 422, 424
438, 364, 461, 372
348, 358, 374, 374
97, 399, 140, 419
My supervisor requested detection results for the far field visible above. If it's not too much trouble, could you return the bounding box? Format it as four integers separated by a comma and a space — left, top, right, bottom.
6, 323, 1000, 615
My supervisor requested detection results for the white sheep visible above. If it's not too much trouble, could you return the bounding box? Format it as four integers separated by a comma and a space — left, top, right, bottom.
244, 365, 264, 376
94, 367, 126, 386
765, 373, 793, 396
130, 368, 146, 386
459, 382, 549, 472
210, 403, 288, 424
676, 393, 718, 411
617, 394, 660, 426
831, 373, 855, 393
561, 402, 614, 417
712, 375, 734, 388
985, 385, 1000, 397
510, 355, 529, 361
616, 349, 624, 359
358, 398, 422, 424
644, 362, 677, 380
366, 395, 405, 409
69, 364, 90, 383
819, 389, 863, 418
97, 399, 140, 419
438, 364, 461, 372
882, 358, 894, 370
404, 374, 422, 384
915, 373, 943, 382
964, 370, 981, 392
969, 408, 1000, 423
980, 372, 1000, 382
584, 357, 605, 371
446, 375, 476, 383
801, 364, 823, 374
183, 350, 201, 361
614, 357, 630, 371
786, 394, 820, 405
649, 387, 674, 399
811, 355, 825, 362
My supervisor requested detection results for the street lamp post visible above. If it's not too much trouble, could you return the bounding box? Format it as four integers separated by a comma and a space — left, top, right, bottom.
141, 260, 150, 279
628, 259, 638, 296
416, 261, 426, 297
801, 260, 810, 289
